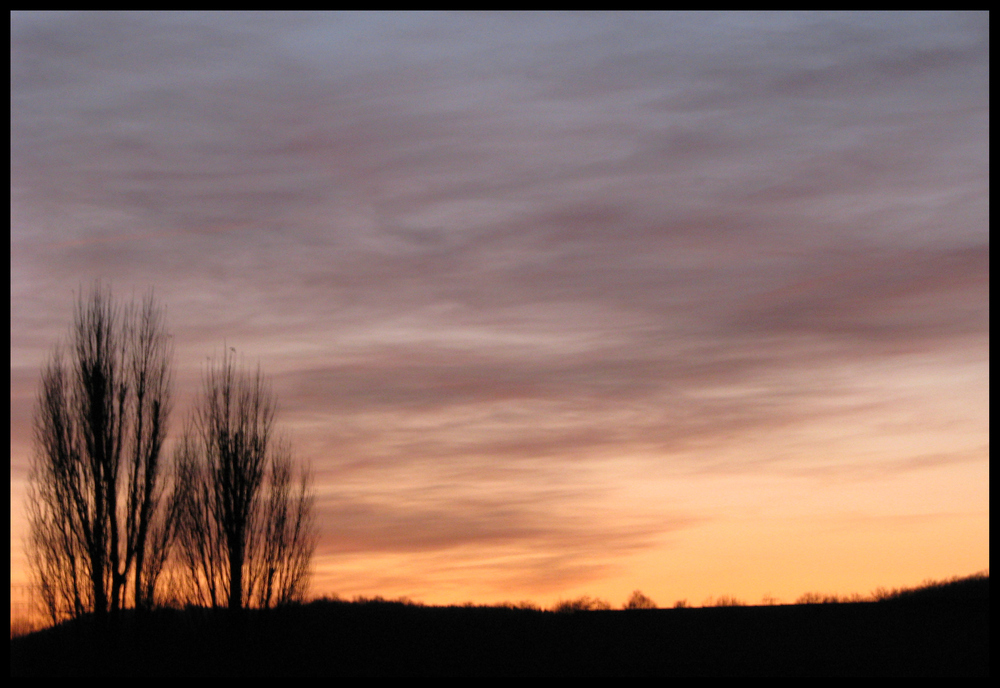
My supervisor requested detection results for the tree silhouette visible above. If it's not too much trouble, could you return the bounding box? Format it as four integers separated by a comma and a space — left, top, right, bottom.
171, 349, 315, 611
25, 285, 174, 625
624, 589, 657, 609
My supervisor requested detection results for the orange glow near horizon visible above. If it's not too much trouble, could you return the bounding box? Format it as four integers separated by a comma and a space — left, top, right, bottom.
11, 431, 989, 625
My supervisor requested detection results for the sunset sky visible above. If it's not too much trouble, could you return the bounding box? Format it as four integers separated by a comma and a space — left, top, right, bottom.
10, 12, 988, 620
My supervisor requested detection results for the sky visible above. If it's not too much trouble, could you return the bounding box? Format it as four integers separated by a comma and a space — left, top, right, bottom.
10, 11, 989, 619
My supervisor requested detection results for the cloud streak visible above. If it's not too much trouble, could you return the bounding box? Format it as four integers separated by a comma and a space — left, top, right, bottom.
10, 11, 989, 608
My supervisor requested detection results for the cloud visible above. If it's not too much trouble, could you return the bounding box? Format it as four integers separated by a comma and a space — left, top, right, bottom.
10, 12, 989, 602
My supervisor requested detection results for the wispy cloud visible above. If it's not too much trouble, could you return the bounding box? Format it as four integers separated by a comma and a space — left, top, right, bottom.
11, 11, 988, 605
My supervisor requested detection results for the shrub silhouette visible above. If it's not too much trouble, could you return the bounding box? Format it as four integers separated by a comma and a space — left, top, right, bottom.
623, 589, 656, 609
552, 595, 612, 612
713, 595, 745, 607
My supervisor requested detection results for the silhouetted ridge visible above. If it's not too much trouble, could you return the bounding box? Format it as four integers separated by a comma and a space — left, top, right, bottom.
11, 573, 988, 676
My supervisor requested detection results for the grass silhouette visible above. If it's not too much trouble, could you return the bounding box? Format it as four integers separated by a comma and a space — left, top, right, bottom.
10, 571, 988, 676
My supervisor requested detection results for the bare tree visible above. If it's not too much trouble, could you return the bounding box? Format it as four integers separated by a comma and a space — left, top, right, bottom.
252, 446, 315, 608
172, 349, 315, 612
171, 433, 227, 609
122, 296, 176, 610
24, 285, 174, 624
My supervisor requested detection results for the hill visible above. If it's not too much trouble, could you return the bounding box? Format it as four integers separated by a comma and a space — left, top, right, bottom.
11, 574, 988, 676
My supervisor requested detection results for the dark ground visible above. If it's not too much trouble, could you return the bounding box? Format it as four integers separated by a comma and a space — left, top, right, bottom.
11, 577, 988, 676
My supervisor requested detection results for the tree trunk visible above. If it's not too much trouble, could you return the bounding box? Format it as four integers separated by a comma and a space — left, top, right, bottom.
229, 542, 243, 611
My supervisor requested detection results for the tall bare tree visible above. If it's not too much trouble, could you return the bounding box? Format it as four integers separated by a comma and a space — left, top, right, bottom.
172, 349, 315, 612
25, 285, 174, 624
